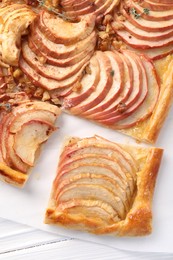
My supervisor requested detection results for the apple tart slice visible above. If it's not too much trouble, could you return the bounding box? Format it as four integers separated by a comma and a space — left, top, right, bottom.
45, 135, 163, 236
0, 99, 61, 187
63, 49, 173, 143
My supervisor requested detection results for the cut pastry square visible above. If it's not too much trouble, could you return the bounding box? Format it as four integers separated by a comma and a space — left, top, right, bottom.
63, 49, 173, 144
45, 135, 163, 236
0, 98, 61, 187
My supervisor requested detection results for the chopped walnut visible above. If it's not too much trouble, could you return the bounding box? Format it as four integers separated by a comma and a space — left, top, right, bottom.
42, 91, 50, 101
51, 97, 61, 106
13, 68, 23, 79
112, 39, 123, 50
98, 31, 109, 40
116, 102, 127, 113
117, 15, 126, 22
34, 87, 44, 98
111, 21, 125, 31
85, 64, 92, 75
103, 14, 113, 26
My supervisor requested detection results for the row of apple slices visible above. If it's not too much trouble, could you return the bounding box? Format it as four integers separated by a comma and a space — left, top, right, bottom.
0, 3, 36, 66
60, 0, 120, 18
112, 0, 173, 60
51, 135, 138, 228
19, 11, 97, 96
63, 49, 159, 129
0, 99, 60, 185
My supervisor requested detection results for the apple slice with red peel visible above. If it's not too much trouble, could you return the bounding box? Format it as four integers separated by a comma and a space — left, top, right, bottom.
19, 57, 87, 91
59, 135, 138, 175
38, 11, 96, 44
142, 0, 173, 11
56, 153, 133, 205
98, 50, 148, 122
22, 41, 92, 81
13, 120, 56, 166
86, 50, 143, 120
63, 55, 100, 108
108, 54, 159, 129
28, 36, 96, 67
69, 51, 113, 114
83, 51, 133, 120
131, 1, 173, 21
82, 51, 123, 117
30, 24, 96, 60
0, 113, 15, 164
10, 110, 57, 134
6, 133, 29, 173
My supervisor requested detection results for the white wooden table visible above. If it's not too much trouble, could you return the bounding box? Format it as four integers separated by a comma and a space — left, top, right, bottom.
0, 218, 173, 260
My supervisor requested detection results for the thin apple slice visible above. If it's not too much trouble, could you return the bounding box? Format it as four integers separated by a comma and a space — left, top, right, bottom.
108, 54, 159, 129
0, 113, 14, 164
10, 109, 57, 134
22, 41, 92, 81
55, 173, 130, 215
38, 11, 96, 44
63, 55, 100, 108
59, 136, 138, 176
92, 51, 133, 119
142, 0, 173, 11
98, 50, 148, 123
57, 183, 124, 219
88, 49, 143, 120
69, 51, 113, 114
58, 154, 133, 194
130, 1, 173, 21
5, 133, 29, 173
19, 57, 87, 90
56, 199, 120, 224
82, 51, 123, 117
13, 120, 56, 166
30, 24, 96, 60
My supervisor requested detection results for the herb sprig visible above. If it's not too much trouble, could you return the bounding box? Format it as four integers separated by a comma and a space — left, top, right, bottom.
130, 7, 150, 19
37, 0, 74, 21
0, 103, 12, 112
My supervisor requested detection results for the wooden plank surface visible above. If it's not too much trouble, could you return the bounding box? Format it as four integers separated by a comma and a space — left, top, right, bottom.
0, 218, 173, 259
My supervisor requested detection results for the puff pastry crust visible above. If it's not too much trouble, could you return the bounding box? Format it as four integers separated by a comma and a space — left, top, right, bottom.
45, 135, 163, 236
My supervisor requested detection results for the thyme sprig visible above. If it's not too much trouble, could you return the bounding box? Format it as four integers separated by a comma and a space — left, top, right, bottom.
130, 8, 141, 19
130, 7, 150, 19
37, 0, 75, 21
0, 103, 12, 112
143, 8, 150, 15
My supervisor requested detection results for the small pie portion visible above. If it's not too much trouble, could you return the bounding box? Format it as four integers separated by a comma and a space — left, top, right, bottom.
0, 97, 61, 187
45, 135, 163, 236
63, 49, 173, 143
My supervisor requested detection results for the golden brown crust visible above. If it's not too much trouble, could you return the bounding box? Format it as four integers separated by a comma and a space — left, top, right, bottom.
45, 136, 163, 236
142, 59, 173, 143
0, 163, 28, 187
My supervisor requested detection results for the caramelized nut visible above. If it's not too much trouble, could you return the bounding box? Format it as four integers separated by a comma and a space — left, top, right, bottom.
13, 68, 23, 79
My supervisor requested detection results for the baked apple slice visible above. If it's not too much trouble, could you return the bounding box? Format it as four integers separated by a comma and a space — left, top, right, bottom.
13, 120, 56, 166
45, 135, 163, 236
0, 4, 36, 66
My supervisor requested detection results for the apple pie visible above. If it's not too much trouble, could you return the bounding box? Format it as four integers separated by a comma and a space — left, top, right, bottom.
45, 135, 163, 236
